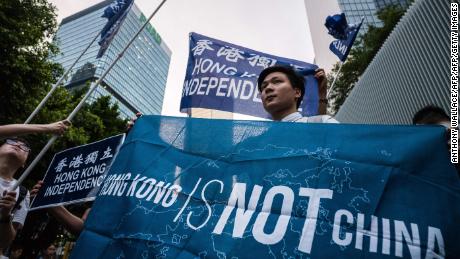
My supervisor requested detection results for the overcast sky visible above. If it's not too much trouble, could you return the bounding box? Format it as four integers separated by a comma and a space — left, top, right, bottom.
49, 0, 315, 117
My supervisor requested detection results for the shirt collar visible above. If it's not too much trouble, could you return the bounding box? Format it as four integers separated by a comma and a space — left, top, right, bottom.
281, 112, 302, 122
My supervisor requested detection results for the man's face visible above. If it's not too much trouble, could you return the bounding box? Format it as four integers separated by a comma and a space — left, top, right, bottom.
0, 139, 30, 165
260, 72, 301, 116
46, 245, 56, 255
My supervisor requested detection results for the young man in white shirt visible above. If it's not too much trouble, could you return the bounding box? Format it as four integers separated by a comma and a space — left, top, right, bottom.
257, 65, 337, 123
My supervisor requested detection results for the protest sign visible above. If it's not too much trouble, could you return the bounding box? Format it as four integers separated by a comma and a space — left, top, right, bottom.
30, 134, 125, 210
72, 116, 459, 258
180, 32, 319, 118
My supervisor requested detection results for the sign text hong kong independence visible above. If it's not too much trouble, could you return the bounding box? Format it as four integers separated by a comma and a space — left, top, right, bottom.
180, 32, 320, 118
72, 116, 460, 258
31, 135, 125, 210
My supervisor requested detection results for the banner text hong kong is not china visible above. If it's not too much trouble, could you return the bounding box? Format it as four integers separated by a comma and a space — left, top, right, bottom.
72, 115, 459, 258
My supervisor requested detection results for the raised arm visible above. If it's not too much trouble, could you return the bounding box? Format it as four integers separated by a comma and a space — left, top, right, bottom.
314, 68, 328, 115
0, 120, 70, 138
47, 206, 88, 236
31, 181, 87, 236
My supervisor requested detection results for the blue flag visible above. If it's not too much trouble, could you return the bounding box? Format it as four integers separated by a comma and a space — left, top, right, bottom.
180, 33, 320, 118
97, 0, 134, 58
71, 115, 459, 258
328, 17, 364, 62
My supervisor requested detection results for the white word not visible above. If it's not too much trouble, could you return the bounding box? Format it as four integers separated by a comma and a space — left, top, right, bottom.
211, 183, 332, 253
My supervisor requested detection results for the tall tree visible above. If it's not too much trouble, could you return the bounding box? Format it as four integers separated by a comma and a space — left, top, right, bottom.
0, 0, 61, 122
0, 1, 128, 255
327, 5, 408, 114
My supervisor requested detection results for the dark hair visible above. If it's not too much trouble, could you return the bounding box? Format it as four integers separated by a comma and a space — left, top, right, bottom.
412, 105, 450, 125
257, 65, 305, 109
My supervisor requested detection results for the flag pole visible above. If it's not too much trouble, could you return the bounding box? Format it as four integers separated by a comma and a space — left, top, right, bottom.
12, 0, 169, 190
24, 31, 101, 124
326, 61, 343, 99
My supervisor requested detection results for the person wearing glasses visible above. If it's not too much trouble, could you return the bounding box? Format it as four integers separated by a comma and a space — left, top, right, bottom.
0, 120, 70, 138
0, 138, 31, 251
0, 120, 70, 251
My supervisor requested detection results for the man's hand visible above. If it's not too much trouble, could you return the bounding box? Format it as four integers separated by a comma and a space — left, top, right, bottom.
315, 68, 328, 115
314, 68, 328, 98
126, 112, 143, 132
46, 120, 71, 135
0, 191, 16, 220
30, 180, 44, 198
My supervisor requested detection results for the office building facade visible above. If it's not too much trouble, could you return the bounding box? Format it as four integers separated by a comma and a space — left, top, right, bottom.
304, 0, 409, 73
337, 0, 409, 33
52, 0, 171, 118
336, 0, 449, 124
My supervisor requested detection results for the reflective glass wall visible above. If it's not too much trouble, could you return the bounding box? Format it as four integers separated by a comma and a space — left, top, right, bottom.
337, 0, 408, 33
52, 0, 171, 118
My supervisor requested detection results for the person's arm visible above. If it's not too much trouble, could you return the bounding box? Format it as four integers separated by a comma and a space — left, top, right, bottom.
0, 191, 17, 249
31, 181, 86, 236
314, 68, 328, 115
0, 120, 70, 138
46, 206, 86, 236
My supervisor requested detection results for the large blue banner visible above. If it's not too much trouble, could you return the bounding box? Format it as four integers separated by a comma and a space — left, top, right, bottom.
30, 135, 125, 210
72, 116, 460, 258
180, 33, 319, 118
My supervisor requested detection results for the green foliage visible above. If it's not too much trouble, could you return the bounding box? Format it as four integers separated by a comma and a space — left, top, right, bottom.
327, 5, 408, 114
0, 0, 127, 254
0, 0, 61, 122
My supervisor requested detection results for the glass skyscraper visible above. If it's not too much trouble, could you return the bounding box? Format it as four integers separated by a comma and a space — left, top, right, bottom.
337, 0, 409, 32
336, 0, 449, 124
52, 0, 171, 118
